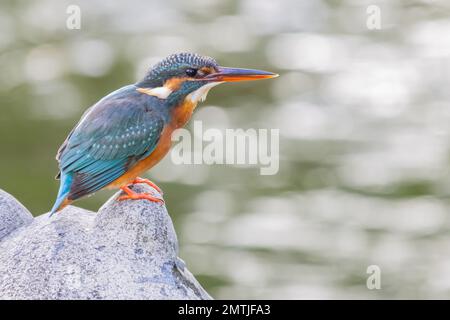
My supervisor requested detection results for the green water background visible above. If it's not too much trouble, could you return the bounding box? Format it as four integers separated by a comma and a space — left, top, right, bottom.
1, 0, 450, 298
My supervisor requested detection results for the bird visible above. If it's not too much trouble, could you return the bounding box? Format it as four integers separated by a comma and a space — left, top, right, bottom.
50, 52, 277, 215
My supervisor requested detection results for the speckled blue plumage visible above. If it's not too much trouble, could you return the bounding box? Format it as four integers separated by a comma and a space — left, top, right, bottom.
138, 52, 218, 88
147, 52, 217, 79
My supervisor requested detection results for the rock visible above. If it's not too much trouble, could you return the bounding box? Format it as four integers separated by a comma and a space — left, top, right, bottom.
0, 189, 33, 241
0, 185, 211, 300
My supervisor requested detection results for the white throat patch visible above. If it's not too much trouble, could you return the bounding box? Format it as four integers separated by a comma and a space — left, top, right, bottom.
186, 81, 224, 104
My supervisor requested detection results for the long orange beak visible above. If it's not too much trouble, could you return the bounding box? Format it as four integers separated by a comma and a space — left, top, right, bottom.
205, 66, 278, 82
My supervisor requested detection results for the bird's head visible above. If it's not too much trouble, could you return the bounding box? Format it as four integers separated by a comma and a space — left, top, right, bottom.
136, 52, 277, 107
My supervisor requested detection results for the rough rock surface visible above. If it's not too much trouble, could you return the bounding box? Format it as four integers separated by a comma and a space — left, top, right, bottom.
0, 190, 33, 241
0, 185, 210, 300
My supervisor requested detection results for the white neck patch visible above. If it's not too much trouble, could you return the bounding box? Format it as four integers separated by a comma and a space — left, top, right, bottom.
137, 86, 173, 99
186, 81, 224, 104
138, 81, 223, 102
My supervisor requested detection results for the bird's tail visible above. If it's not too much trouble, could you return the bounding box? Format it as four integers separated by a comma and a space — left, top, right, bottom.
49, 172, 73, 217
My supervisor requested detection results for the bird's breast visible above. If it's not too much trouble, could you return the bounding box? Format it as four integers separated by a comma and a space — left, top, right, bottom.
107, 99, 197, 188
170, 98, 197, 128
137, 98, 197, 165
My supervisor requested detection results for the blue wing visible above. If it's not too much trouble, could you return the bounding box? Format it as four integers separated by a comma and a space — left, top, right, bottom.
56, 87, 165, 201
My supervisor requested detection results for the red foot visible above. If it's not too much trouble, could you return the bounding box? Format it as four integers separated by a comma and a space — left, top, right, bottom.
118, 186, 164, 204
130, 177, 163, 195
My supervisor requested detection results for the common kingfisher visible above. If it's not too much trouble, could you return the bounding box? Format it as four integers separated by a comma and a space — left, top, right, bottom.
50, 52, 277, 215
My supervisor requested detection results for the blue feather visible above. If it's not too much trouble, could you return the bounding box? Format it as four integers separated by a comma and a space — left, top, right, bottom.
50, 172, 73, 216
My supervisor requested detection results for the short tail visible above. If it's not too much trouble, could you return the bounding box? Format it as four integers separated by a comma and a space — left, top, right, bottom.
49, 172, 73, 217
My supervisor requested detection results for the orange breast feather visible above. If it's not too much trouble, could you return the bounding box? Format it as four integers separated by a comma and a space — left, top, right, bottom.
107, 99, 196, 188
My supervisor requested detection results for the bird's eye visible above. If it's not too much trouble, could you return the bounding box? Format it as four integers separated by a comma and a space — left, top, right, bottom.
185, 68, 198, 77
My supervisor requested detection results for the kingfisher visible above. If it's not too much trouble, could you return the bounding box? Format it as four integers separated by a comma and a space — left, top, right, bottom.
50, 52, 277, 215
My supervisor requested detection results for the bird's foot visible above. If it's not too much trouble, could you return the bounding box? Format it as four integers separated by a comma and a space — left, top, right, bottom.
130, 177, 163, 195
118, 186, 164, 204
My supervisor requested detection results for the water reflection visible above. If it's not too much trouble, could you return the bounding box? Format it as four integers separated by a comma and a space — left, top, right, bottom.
1, 0, 449, 299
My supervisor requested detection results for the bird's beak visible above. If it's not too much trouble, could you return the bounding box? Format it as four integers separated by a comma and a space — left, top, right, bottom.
205, 66, 278, 82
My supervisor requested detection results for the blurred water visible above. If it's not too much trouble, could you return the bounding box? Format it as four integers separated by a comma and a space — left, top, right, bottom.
1, 0, 450, 298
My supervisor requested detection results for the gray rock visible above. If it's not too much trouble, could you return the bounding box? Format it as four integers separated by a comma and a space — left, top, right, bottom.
0, 185, 211, 300
0, 189, 33, 241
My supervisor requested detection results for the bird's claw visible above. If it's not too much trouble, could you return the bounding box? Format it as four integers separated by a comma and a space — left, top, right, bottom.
117, 193, 165, 204
131, 177, 163, 195
118, 185, 164, 205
